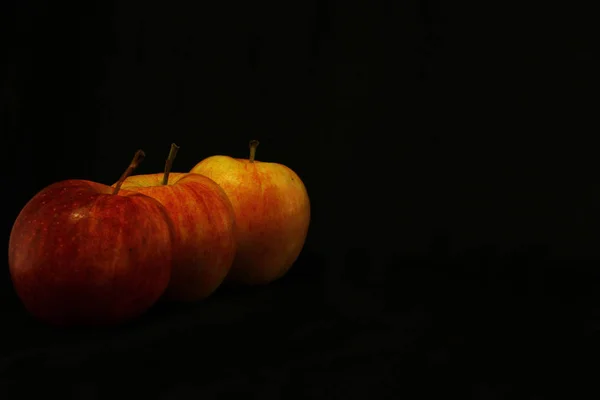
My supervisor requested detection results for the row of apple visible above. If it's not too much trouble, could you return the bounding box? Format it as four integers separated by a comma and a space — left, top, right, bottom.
8, 140, 310, 326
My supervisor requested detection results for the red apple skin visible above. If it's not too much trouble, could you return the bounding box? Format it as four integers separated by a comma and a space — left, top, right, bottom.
116, 173, 237, 301
190, 156, 310, 285
8, 180, 175, 326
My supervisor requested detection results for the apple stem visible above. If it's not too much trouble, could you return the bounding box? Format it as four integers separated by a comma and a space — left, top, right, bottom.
249, 140, 259, 163
162, 143, 180, 185
112, 150, 146, 195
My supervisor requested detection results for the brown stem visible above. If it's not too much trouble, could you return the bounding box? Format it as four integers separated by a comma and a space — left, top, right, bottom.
249, 140, 259, 163
112, 150, 146, 195
162, 143, 180, 185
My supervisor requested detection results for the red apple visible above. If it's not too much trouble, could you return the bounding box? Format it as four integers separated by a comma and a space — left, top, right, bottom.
8, 150, 175, 326
114, 144, 237, 301
190, 140, 310, 285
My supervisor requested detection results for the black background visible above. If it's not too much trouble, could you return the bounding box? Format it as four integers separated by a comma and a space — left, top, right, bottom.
1, 0, 597, 398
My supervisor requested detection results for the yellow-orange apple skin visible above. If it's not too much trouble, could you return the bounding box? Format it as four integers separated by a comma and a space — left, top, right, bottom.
115, 173, 237, 301
190, 156, 310, 285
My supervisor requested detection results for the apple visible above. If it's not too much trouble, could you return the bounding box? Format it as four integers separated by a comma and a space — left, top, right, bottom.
190, 140, 310, 285
114, 143, 237, 301
8, 150, 175, 326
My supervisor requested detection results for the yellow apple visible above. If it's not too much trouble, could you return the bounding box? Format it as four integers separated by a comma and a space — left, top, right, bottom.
190, 140, 310, 285
114, 144, 237, 301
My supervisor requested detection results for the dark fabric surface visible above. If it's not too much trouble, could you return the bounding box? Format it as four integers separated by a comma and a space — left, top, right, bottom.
1, 251, 598, 398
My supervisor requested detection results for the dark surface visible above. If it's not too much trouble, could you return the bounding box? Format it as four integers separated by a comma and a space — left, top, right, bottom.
1, 0, 596, 398
1, 251, 599, 398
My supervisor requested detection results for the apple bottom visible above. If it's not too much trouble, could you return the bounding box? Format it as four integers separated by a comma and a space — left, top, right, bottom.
11, 252, 172, 327
225, 222, 309, 285
162, 241, 234, 301
10, 216, 172, 325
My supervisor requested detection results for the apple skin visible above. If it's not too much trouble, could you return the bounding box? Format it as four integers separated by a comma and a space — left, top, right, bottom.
190, 156, 310, 285
115, 172, 237, 301
8, 179, 175, 326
